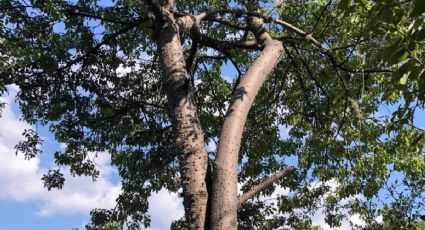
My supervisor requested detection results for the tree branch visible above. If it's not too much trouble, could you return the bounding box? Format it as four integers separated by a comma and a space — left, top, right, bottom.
211, 10, 284, 229
205, 15, 248, 30
57, 23, 140, 71
63, 9, 137, 25
144, 0, 164, 22
238, 167, 295, 205
156, 7, 209, 229
199, 35, 260, 51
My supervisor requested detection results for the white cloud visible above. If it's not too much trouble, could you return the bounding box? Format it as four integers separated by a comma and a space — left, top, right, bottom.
0, 87, 121, 217
206, 139, 217, 152
148, 189, 184, 230
308, 180, 366, 230
0, 87, 374, 229
222, 74, 235, 83
242, 178, 368, 230
0, 86, 183, 229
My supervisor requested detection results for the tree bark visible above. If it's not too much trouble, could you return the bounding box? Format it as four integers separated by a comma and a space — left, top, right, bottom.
157, 11, 209, 230
210, 16, 284, 229
238, 167, 294, 205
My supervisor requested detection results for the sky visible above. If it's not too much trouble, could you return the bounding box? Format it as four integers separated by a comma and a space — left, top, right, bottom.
1, 0, 424, 229
0, 85, 380, 230
0, 86, 184, 230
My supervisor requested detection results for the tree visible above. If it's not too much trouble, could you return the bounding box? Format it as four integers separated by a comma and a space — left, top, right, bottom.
1, 0, 425, 229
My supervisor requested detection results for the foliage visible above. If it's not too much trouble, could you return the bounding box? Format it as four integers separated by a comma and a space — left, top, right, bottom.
417, 221, 425, 230
1, 0, 424, 229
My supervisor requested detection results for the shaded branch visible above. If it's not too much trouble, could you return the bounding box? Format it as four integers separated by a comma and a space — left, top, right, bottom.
58, 23, 141, 71
205, 15, 248, 30
199, 35, 260, 51
186, 40, 199, 76
238, 167, 295, 205
144, 0, 164, 22
202, 10, 391, 73
63, 9, 138, 25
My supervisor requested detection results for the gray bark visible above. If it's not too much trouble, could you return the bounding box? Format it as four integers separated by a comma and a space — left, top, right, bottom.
157, 11, 209, 230
154, 8, 286, 229
210, 16, 284, 229
238, 167, 294, 205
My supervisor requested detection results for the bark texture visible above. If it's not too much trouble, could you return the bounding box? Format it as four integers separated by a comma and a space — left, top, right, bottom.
157, 11, 209, 230
238, 167, 294, 205
210, 17, 284, 228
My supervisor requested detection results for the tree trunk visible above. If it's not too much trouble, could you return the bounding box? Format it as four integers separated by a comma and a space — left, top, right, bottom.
157, 12, 209, 230
210, 18, 284, 228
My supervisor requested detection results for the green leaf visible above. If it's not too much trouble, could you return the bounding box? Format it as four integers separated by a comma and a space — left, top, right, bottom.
387, 47, 408, 65
399, 74, 408, 85
416, 29, 425, 41
339, 0, 352, 11
412, 0, 425, 17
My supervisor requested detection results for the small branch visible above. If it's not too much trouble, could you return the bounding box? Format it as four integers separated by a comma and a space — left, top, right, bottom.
192, 10, 391, 74
199, 35, 260, 51
186, 40, 198, 75
205, 15, 248, 30
222, 50, 243, 77
338, 66, 392, 74
198, 55, 227, 60
273, 18, 324, 50
63, 10, 136, 25
238, 167, 295, 205
205, 10, 327, 51
57, 23, 140, 71
311, 0, 333, 33
292, 44, 328, 96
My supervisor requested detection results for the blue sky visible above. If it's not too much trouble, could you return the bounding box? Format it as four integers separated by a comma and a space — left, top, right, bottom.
0, 86, 183, 230
5, 62, 421, 230
0, 85, 369, 230
0, 57, 375, 230
1, 40, 424, 230
0, 1, 185, 228
1, 0, 424, 229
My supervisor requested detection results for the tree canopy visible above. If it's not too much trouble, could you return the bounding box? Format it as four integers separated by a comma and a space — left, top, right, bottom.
1, 0, 425, 229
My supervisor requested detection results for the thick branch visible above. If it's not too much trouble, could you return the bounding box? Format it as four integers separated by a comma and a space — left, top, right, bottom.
184, 14, 203, 74
144, 0, 163, 22
177, 13, 207, 33
201, 10, 330, 51
211, 13, 284, 229
238, 167, 295, 205
156, 8, 209, 230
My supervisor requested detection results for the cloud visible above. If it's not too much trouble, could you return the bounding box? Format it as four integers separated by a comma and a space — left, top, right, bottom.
0, 87, 120, 217
206, 140, 217, 152
308, 180, 366, 229
1, 87, 372, 229
0, 86, 183, 229
148, 189, 184, 230
242, 178, 367, 229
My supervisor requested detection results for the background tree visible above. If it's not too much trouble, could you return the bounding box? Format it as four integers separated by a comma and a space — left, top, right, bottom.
1, 0, 425, 229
